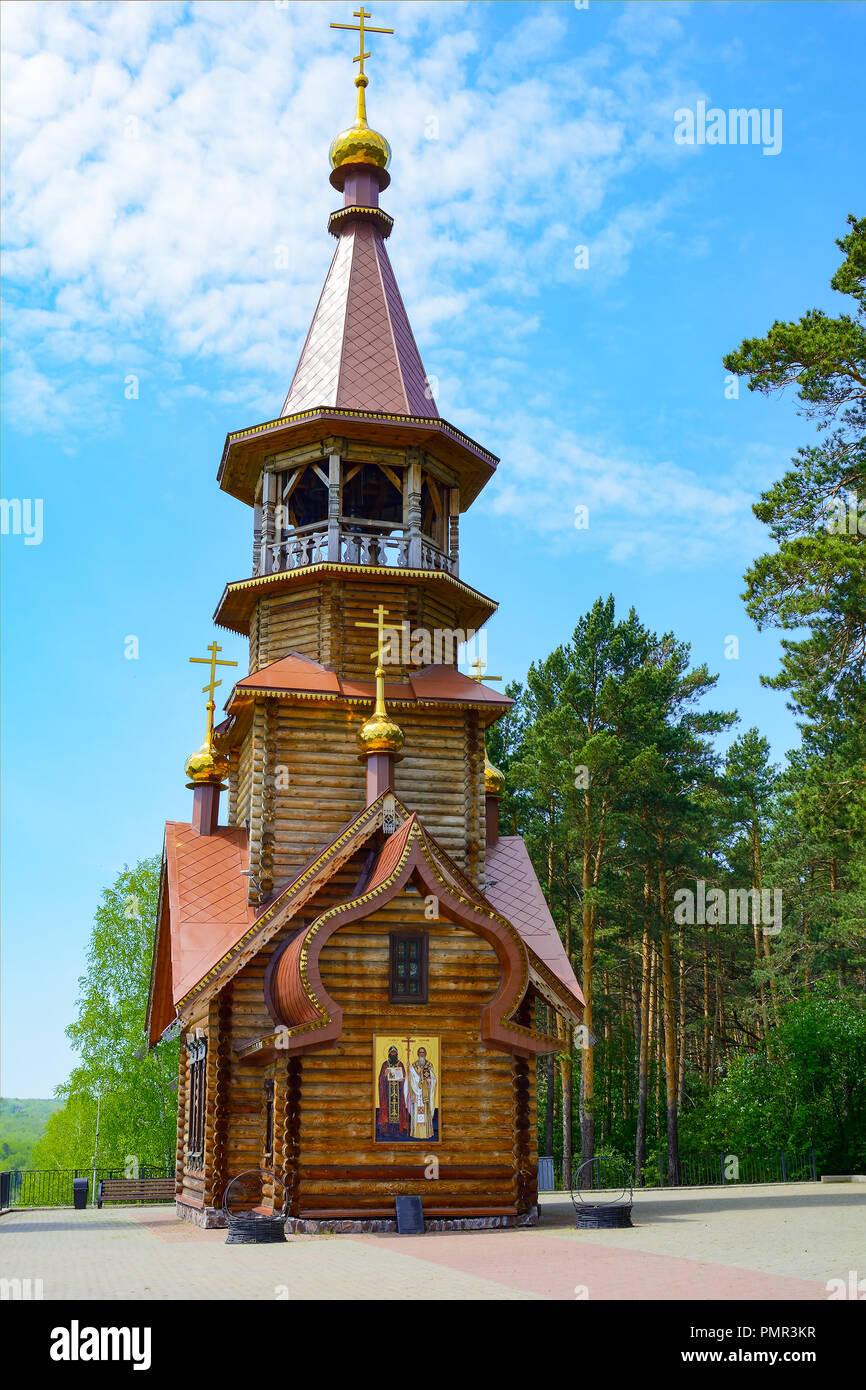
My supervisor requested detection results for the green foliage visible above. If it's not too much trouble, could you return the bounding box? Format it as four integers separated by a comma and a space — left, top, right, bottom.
30, 857, 178, 1172
0, 1098, 62, 1171
723, 214, 866, 707
680, 986, 866, 1172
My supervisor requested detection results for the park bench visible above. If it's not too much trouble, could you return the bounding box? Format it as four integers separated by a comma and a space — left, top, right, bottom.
96, 1177, 175, 1208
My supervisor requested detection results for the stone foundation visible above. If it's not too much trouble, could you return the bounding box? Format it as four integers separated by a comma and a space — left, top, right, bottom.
285, 1208, 540, 1235
176, 1199, 227, 1229
178, 1198, 540, 1235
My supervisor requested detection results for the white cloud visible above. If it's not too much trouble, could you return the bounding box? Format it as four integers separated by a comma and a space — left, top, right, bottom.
1, 0, 709, 438
477, 420, 763, 572
2, 0, 741, 570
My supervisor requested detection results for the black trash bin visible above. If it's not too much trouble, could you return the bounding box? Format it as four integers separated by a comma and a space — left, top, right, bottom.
72, 1178, 89, 1210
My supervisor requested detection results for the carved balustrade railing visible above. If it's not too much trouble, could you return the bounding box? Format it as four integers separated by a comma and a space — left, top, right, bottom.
254, 520, 454, 577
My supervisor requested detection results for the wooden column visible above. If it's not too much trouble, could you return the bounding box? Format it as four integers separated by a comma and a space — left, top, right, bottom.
327, 452, 341, 562
514, 995, 538, 1216
283, 1057, 302, 1218
449, 486, 460, 576
406, 453, 422, 569
204, 988, 231, 1210
174, 1043, 188, 1199
260, 471, 276, 576
252, 475, 263, 576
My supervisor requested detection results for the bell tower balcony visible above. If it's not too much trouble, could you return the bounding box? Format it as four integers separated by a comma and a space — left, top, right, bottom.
251, 449, 458, 579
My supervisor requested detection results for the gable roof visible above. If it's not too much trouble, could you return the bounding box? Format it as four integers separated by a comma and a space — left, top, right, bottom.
281, 220, 436, 419
147, 799, 583, 1048
485, 837, 584, 1004
147, 796, 392, 1042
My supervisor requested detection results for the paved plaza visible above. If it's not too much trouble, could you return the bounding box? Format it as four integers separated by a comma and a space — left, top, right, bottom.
1, 1184, 864, 1301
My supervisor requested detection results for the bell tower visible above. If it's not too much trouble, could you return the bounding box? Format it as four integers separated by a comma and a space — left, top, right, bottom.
211, 17, 508, 900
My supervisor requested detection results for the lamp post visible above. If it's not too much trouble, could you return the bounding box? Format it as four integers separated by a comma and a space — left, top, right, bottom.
91, 1089, 103, 1208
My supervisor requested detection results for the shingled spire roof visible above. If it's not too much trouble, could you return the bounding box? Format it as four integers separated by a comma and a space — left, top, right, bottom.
280, 49, 437, 421
281, 221, 437, 419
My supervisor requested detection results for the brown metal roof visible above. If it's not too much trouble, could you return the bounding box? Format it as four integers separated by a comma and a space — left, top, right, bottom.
212, 562, 498, 639
229, 654, 512, 717
485, 836, 585, 1004
282, 221, 436, 420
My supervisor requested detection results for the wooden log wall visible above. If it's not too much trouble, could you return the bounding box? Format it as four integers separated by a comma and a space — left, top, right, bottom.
246, 704, 270, 906
251, 576, 477, 681
251, 703, 485, 884
293, 892, 522, 1217
219, 944, 285, 1207
226, 745, 240, 825
465, 709, 484, 888
235, 722, 254, 832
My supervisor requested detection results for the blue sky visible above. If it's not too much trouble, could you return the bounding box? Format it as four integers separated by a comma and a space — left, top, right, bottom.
2, 0, 864, 1096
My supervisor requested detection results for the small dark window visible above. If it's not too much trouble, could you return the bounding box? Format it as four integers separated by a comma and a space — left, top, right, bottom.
389, 932, 428, 1003
263, 1079, 275, 1166
186, 1037, 207, 1170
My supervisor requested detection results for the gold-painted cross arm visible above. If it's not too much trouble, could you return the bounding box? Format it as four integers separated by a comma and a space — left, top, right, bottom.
355, 602, 396, 665
469, 658, 502, 683
330, 8, 393, 78
189, 641, 239, 744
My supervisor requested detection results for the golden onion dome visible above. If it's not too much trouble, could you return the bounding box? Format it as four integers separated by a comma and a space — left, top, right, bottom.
357, 709, 404, 755
329, 75, 391, 172
484, 755, 505, 797
185, 738, 229, 786
330, 122, 391, 172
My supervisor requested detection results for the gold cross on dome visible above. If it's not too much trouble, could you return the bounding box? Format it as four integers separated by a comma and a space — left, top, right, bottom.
469, 658, 502, 683
189, 641, 239, 746
330, 7, 394, 80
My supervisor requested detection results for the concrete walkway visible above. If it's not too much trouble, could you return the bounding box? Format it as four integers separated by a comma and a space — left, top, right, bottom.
1, 1183, 863, 1301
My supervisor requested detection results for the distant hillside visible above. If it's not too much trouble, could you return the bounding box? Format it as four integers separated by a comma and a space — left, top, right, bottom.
0, 1098, 63, 1170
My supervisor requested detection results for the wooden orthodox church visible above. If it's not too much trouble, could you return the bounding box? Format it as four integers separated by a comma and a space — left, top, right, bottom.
147, 12, 584, 1231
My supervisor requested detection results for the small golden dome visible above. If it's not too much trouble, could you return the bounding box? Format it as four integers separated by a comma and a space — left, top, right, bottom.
330, 121, 391, 172
357, 709, 404, 755
485, 755, 505, 797
330, 74, 391, 172
185, 739, 229, 786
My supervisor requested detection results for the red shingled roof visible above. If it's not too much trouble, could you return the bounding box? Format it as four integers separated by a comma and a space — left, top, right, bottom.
163, 822, 255, 1005
485, 837, 584, 1003
231, 653, 511, 711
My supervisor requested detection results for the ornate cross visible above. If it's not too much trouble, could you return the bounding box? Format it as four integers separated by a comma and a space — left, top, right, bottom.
355, 602, 394, 667
189, 641, 239, 746
469, 657, 502, 684
330, 7, 394, 79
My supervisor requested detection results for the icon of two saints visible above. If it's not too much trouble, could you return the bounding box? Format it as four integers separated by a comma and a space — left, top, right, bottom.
375, 1041, 439, 1143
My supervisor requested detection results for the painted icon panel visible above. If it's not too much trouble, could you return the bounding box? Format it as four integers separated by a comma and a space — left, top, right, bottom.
373, 1034, 440, 1143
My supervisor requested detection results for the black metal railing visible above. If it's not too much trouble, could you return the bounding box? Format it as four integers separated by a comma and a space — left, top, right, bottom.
646, 1148, 818, 1188
1, 1166, 173, 1208
539, 1148, 818, 1192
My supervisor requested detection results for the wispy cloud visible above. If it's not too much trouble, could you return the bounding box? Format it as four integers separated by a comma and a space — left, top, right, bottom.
478, 419, 765, 571
2, 0, 704, 434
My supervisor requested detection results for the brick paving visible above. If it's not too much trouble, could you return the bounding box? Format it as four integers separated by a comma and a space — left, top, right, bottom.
1, 1183, 862, 1301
